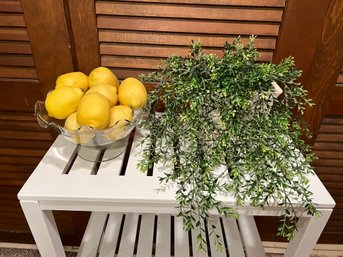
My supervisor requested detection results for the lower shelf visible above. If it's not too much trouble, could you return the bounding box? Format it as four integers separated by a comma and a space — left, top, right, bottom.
76, 212, 266, 257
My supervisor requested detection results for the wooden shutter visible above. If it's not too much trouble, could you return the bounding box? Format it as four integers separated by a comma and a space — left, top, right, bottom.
0, 1, 37, 81
327, 66, 343, 115
313, 116, 343, 244
0, 0, 52, 242
312, 65, 343, 244
0, 0, 88, 245
96, 0, 286, 80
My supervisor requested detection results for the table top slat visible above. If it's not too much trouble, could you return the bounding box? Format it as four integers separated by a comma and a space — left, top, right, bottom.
17, 129, 335, 211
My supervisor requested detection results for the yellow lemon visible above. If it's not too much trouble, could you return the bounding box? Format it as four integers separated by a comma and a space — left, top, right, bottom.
107, 125, 127, 141
118, 77, 147, 110
109, 105, 133, 127
64, 113, 95, 144
76, 93, 111, 129
107, 105, 133, 140
64, 112, 80, 131
88, 67, 119, 89
45, 87, 84, 119
56, 71, 89, 91
85, 84, 118, 107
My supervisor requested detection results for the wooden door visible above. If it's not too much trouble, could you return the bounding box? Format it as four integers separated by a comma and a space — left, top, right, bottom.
0, 0, 53, 243
0, 0, 88, 245
312, 67, 343, 244
261, 0, 343, 243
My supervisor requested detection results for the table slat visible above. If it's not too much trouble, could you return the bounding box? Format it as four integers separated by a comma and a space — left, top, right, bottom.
98, 213, 123, 257
238, 215, 266, 257
136, 214, 155, 257
208, 216, 226, 257
77, 212, 108, 257
117, 213, 140, 257
156, 214, 171, 257
174, 216, 190, 257
221, 217, 245, 257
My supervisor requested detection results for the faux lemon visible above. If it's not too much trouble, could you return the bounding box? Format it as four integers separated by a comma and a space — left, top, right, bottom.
64, 112, 80, 131
45, 87, 84, 119
107, 105, 133, 140
64, 113, 95, 144
88, 67, 119, 89
118, 77, 147, 110
85, 84, 118, 107
76, 93, 111, 129
56, 71, 89, 91
109, 105, 133, 127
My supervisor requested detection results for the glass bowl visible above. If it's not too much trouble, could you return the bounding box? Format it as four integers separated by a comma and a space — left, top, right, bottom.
35, 101, 142, 162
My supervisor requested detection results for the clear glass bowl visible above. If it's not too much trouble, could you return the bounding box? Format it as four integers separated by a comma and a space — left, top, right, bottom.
35, 101, 142, 161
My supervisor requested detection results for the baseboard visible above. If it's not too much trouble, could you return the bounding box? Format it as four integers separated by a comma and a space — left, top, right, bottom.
263, 241, 343, 255
0, 242, 78, 252
0, 241, 342, 255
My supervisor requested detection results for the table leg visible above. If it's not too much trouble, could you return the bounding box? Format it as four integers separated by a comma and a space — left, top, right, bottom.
284, 209, 332, 257
20, 200, 66, 257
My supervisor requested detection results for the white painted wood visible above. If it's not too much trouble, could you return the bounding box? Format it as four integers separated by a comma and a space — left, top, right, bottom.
284, 209, 333, 257
18, 130, 335, 212
136, 214, 154, 257
98, 139, 129, 176
238, 215, 266, 257
20, 135, 77, 177
77, 212, 108, 257
191, 227, 209, 257
124, 129, 149, 178
117, 213, 140, 257
98, 213, 123, 257
155, 214, 171, 257
174, 216, 190, 257
207, 216, 227, 257
68, 155, 95, 175
307, 173, 336, 208
221, 217, 245, 257
17, 128, 336, 257
19, 200, 66, 257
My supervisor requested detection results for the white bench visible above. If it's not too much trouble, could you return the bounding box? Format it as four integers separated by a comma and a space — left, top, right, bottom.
17, 129, 335, 257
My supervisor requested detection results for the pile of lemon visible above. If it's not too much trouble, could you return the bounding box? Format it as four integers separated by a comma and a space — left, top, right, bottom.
44, 67, 147, 132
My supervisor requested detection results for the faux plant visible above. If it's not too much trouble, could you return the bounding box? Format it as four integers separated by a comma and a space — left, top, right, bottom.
137, 37, 318, 250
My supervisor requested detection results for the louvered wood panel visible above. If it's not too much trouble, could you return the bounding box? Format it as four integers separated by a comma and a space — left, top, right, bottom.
0, 110, 80, 243
96, 0, 286, 80
327, 66, 343, 115
337, 66, 343, 86
0, 1, 56, 242
0, 0, 90, 243
0, 0, 37, 81
313, 116, 343, 244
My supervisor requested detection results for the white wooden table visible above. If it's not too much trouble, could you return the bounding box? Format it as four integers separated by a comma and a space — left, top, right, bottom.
18, 129, 335, 257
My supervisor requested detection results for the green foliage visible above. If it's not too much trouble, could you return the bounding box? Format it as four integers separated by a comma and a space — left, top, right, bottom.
137, 37, 318, 250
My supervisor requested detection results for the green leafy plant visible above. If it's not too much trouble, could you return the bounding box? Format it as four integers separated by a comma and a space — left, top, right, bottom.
137, 37, 319, 250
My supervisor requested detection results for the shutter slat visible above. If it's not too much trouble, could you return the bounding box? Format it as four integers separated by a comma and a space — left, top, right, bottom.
98, 17, 280, 36
0, 14, 25, 27
0, 42, 32, 54
99, 31, 276, 49
0, 28, 29, 41
0, 55, 35, 67
96, 2, 283, 22
0, 67, 37, 79
111, 0, 286, 7
0, 0, 23, 13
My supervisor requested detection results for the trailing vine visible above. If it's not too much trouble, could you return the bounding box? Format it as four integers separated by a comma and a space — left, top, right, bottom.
137, 37, 319, 250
